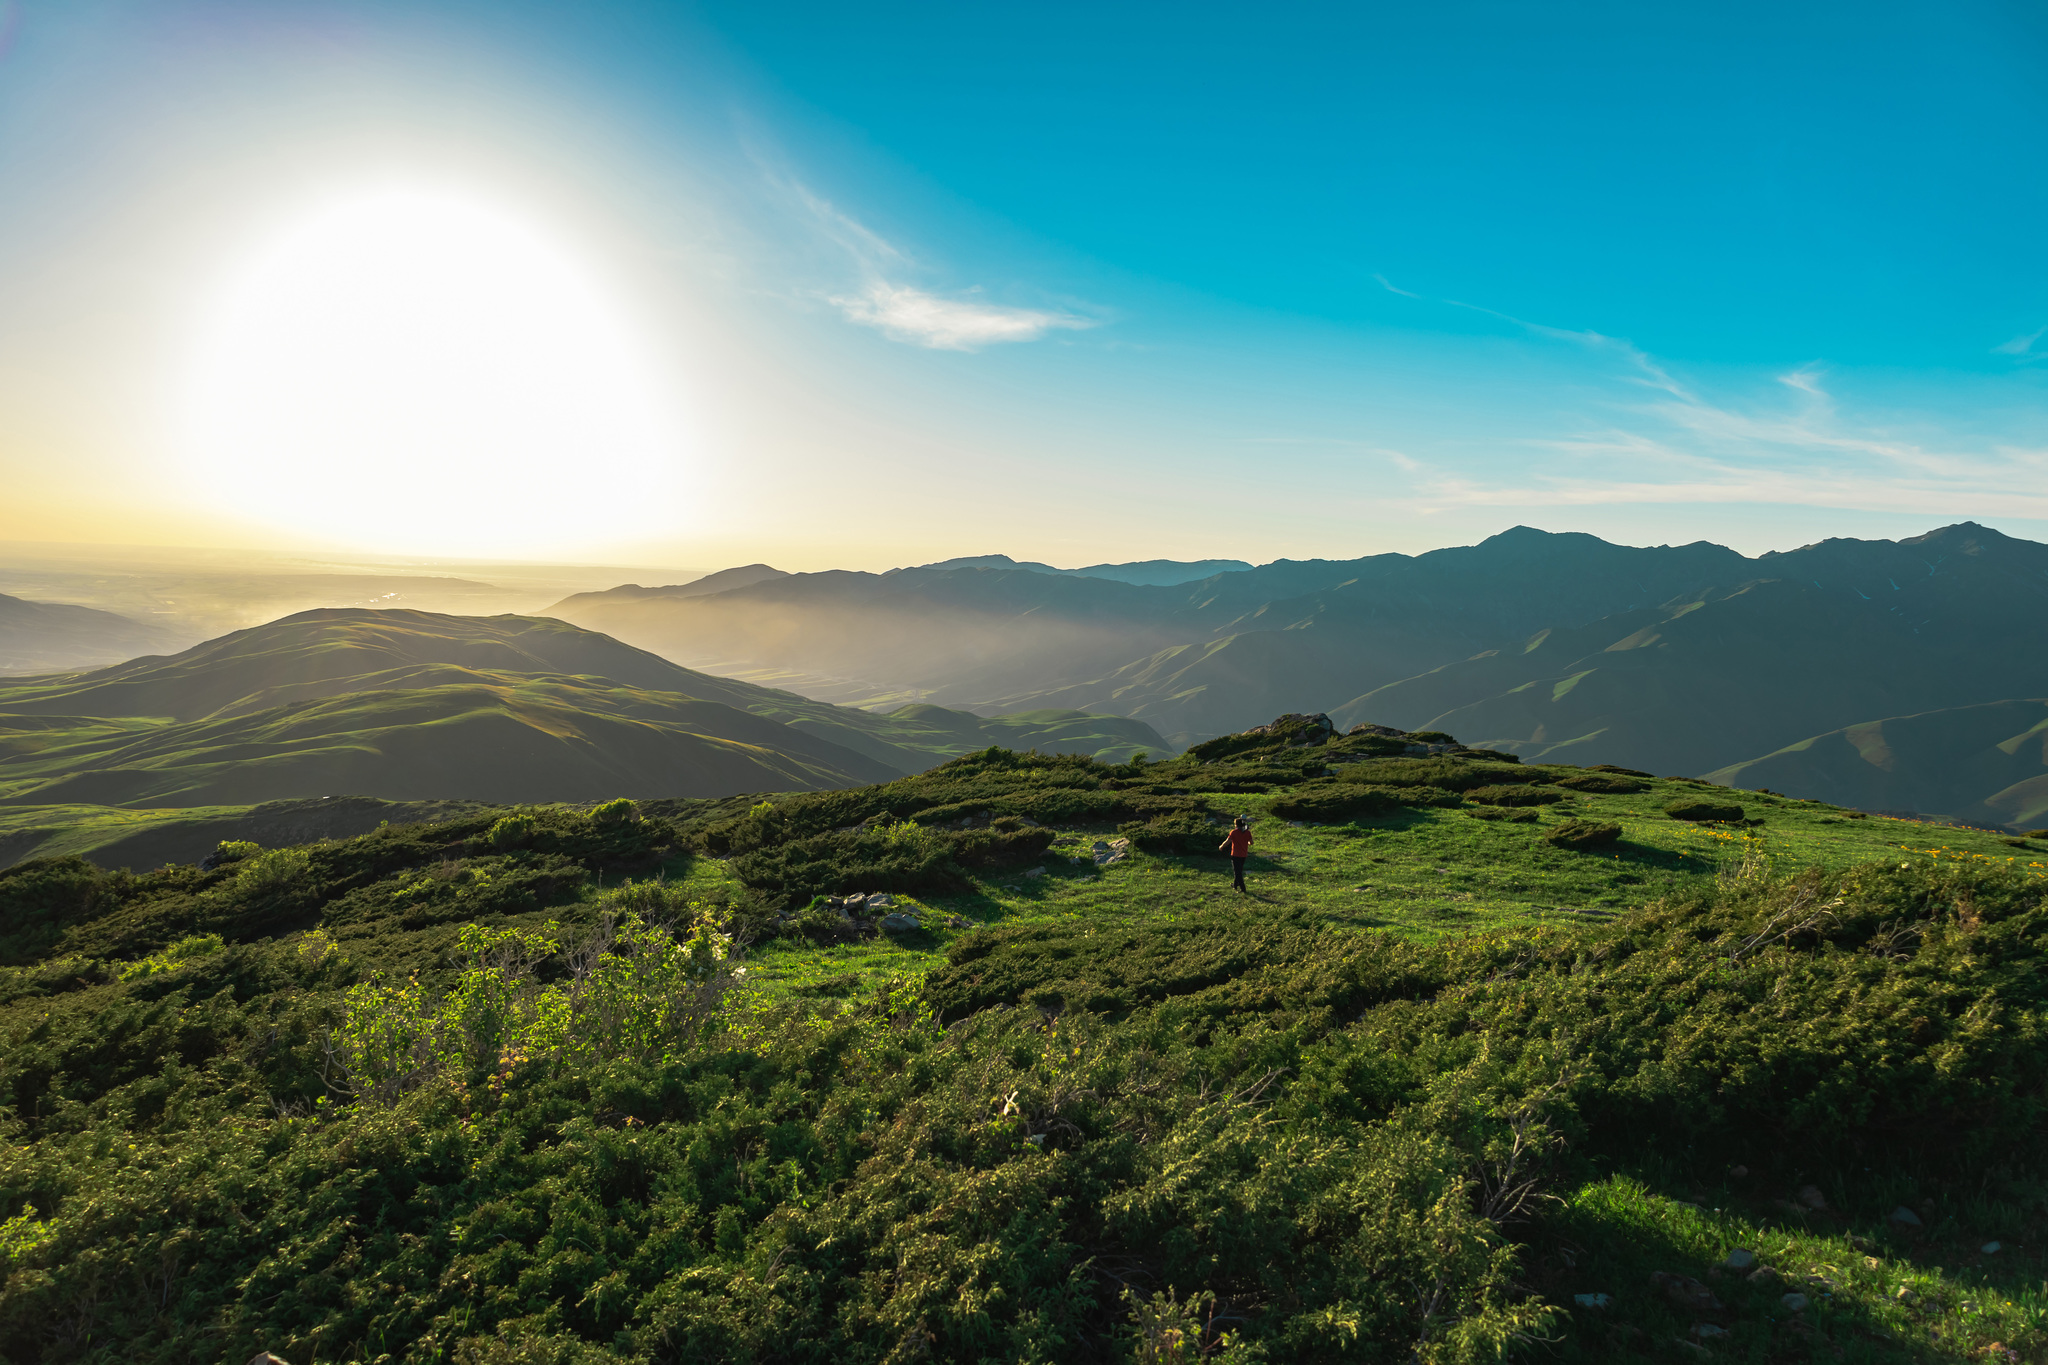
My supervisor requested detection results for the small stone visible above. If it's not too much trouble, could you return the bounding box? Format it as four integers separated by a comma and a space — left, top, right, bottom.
1651, 1271, 1723, 1313
1729, 1165, 1749, 1178
1023, 866, 1046, 878
1746, 1267, 1780, 1286
1981, 1241, 2002, 1255
1573, 1292, 1612, 1309
1895, 1286, 1915, 1303
866, 893, 895, 909
1723, 1249, 1756, 1271
1692, 1324, 1730, 1340
1889, 1206, 1923, 1226
1673, 1340, 1712, 1360
879, 912, 922, 932
1797, 1185, 1827, 1210
1781, 1292, 1810, 1312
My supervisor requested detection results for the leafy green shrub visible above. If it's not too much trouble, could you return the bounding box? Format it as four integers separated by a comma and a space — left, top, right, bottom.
1118, 808, 1223, 852
1333, 757, 1538, 792
590, 797, 640, 826
1587, 763, 1653, 777
1464, 784, 1564, 806
1540, 818, 1622, 850
1665, 800, 1745, 823
486, 813, 537, 850
213, 839, 261, 863
236, 846, 312, 891
1408, 729, 1455, 743
1268, 788, 1401, 822
1466, 808, 1538, 823
118, 932, 225, 980
1551, 771, 1647, 794
0, 856, 121, 966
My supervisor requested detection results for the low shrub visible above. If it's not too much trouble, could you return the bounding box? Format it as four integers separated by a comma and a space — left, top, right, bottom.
236, 846, 312, 891
1268, 788, 1400, 823
1552, 772, 1647, 794
1466, 808, 1539, 824
1118, 808, 1223, 852
486, 813, 537, 850
1541, 818, 1622, 850
1464, 784, 1565, 807
590, 797, 640, 826
1665, 800, 1745, 823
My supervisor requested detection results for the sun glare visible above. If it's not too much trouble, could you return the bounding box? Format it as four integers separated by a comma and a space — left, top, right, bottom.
180, 185, 684, 555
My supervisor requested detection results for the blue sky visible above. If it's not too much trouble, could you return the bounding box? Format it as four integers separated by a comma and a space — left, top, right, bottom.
1, 0, 2044, 567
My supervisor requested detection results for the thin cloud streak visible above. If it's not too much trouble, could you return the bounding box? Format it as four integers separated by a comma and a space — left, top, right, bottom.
1372, 295, 2048, 520
831, 282, 1091, 351
780, 176, 1099, 351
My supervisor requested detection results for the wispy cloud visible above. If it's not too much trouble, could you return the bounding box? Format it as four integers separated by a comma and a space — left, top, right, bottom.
780, 177, 1099, 351
1994, 325, 2045, 358
831, 283, 1091, 351
1365, 292, 2048, 520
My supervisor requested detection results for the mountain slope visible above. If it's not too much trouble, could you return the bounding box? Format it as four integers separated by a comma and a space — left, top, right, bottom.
0, 610, 1171, 807
544, 528, 1753, 734
0, 593, 185, 676
1705, 698, 2048, 828
1330, 524, 2048, 782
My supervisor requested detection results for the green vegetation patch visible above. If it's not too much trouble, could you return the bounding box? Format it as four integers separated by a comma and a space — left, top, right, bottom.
4, 728, 2048, 1362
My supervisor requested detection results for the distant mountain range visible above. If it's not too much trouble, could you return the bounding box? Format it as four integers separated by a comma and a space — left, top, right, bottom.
0, 609, 1169, 812
547, 523, 2048, 828
0, 592, 185, 675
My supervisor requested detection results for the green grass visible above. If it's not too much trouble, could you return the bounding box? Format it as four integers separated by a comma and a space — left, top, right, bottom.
732, 777, 2048, 1001
1543, 1176, 2048, 1364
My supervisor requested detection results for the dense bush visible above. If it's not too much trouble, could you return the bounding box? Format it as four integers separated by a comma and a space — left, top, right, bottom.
1665, 800, 1745, 823
1463, 784, 1564, 807
5, 745, 2044, 1363
1540, 818, 1622, 849
1551, 772, 1647, 794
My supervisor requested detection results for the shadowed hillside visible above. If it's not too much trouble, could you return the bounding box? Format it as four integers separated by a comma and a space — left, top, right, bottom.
0, 592, 184, 676
1706, 698, 2048, 829
545, 525, 2048, 827
0, 611, 1170, 815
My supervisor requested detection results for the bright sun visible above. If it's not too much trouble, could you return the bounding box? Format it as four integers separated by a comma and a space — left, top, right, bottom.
180, 185, 683, 556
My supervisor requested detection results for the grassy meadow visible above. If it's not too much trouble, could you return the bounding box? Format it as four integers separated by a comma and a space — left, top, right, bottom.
1, 723, 2044, 1363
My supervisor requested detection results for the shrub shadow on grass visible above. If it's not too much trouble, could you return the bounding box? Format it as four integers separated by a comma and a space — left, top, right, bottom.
1538, 1177, 1930, 1365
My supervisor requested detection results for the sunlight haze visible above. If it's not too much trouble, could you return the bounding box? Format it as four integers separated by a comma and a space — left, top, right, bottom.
0, 0, 2044, 567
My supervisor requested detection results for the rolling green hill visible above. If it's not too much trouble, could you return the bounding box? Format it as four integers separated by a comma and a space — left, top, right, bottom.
0, 610, 1171, 860
1705, 698, 2048, 829
1, 720, 2042, 1361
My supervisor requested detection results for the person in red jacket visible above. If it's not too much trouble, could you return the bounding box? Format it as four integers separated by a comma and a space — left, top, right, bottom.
1220, 816, 1253, 892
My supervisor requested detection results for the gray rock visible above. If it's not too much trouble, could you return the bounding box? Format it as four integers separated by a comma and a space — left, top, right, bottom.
1573, 1293, 1611, 1309
866, 893, 895, 910
1023, 866, 1046, 878
879, 912, 922, 932
1781, 1292, 1809, 1312
1796, 1185, 1827, 1210
1691, 1324, 1730, 1340
1889, 1206, 1923, 1226
1981, 1241, 2002, 1254
1723, 1249, 1756, 1271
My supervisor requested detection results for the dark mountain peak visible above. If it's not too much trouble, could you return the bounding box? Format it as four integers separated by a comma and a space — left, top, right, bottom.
1898, 521, 2015, 554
